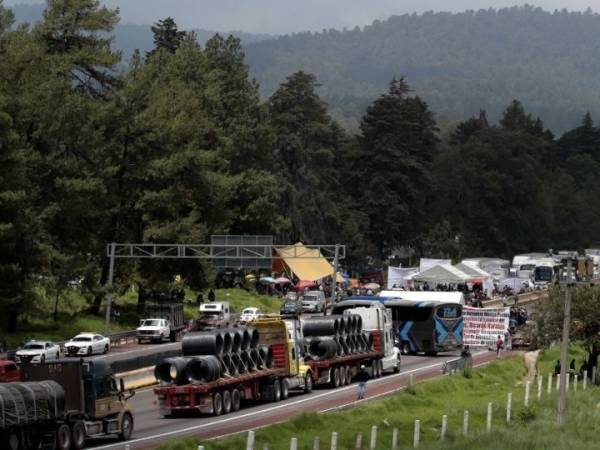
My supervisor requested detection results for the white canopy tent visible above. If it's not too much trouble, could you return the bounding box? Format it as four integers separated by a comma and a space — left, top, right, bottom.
455, 262, 494, 294
419, 258, 451, 272
409, 263, 471, 284
387, 266, 419, 289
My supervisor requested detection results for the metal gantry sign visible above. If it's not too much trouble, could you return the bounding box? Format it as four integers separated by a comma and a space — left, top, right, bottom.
103, 238, 345, 334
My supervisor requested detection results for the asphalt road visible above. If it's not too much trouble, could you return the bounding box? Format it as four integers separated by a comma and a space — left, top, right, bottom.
87, 349, 496, 450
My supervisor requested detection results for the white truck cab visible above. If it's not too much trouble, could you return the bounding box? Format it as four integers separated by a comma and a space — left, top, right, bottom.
136, 318, 171, 343
344, 306, 400, 374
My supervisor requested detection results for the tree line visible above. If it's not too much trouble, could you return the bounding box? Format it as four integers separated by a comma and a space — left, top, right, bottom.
1, 1, 599, 332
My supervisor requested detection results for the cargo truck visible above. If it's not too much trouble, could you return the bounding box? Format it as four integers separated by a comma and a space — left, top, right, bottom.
137, 302, 185, 343
1, 360, 134, 450
153, 305, 399, 417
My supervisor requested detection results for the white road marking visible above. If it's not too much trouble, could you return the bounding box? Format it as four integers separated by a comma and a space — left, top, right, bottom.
88, 355, 487, 450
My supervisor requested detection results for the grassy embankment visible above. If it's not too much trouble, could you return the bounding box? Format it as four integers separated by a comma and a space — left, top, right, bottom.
158, 347, 597, 450
1, 288, 281, 348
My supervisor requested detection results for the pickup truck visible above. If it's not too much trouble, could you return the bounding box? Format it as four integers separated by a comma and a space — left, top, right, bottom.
137, 302, 185, 343
301, 291, 327, 313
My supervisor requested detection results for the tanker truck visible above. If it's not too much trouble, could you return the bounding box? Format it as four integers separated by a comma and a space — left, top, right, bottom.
1, 360, 135, 450
153, 308, 399, 417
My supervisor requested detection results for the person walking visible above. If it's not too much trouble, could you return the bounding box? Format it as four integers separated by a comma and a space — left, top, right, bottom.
356, 366, 370, 400
208, 289, 216, 303
554, 359, 561, 376
495, 335, 504, 358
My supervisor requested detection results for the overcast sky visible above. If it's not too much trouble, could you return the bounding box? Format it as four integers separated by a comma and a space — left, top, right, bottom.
6, 0, 599, 33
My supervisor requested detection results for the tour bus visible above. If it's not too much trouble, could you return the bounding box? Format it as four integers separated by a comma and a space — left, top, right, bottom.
332, 297, 463, 355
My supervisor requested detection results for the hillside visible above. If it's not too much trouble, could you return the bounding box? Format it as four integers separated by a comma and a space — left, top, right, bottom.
10, 3, 274, 58
243, 6, 600, 132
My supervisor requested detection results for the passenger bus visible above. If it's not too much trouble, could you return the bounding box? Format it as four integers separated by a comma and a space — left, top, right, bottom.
332, 297, 463, 355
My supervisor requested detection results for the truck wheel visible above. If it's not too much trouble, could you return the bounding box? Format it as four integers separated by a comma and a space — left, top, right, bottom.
272, 379, 282, 402
87, 346, 92, 356
213, 392, 223, 416
345, 366, 352, 384
378, 360, 384, 377
401, 342, 411, 355
56, 424, 72, 450
231, 389, 241, 412
119, 412, 134, 440
71, 422, 86, 449
169, 331, 177, 342
281, 379, 289, 400
137, 338, 142, 344
371, 360, 379, 378
339, 366, 347, 386
40, 354, 45, 364
5, 431, 20, 450
103, 344, 109, 354
304, 373, 313, 393
222, 390, 232, 414
331, 367, 340, 388
394, 356, 401, 373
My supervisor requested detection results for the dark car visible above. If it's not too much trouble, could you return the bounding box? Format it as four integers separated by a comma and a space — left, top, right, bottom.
280, 301, 303, 317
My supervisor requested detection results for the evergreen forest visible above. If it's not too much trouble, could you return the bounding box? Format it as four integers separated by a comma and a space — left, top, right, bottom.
1, 0, 600, 331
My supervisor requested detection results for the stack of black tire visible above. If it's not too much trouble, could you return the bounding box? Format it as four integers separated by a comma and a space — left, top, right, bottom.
155, 327, 274, 385
302, 315, 374, 361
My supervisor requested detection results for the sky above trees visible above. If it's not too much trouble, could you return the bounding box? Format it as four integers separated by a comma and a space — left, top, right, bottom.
6, 0, 598, 33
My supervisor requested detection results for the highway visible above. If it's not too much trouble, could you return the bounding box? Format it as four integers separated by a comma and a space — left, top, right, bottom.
87, 349, 496, 450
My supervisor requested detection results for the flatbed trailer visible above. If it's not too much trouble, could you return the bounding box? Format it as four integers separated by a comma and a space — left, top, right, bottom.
155, 366, 290, 416
306, 330, 385, 387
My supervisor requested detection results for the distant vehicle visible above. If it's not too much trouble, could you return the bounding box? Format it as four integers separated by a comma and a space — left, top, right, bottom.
240, 307, 261, 323
15, 341, 61, 364
280, 301, 303, 317
301, 291, 326, 313
137, 318, 172, 344
0, 360, 21, 382
137, 302, 185, 343
64, 333, 110, 356
196, 302, 232, 330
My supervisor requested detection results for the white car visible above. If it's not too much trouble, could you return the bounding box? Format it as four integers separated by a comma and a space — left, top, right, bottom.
64, 333, 110, 356
15, 341, 61, 364
240, 307, 261, 323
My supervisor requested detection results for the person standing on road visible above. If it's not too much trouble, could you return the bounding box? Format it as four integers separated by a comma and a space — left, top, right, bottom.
496, 335, 504, 358
356, 366, 370, 400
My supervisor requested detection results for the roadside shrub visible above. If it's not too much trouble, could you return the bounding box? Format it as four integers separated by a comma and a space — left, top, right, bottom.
517, 406, 537, 424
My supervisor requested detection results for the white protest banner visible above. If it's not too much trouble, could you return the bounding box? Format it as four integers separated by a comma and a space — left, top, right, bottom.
463, 306, 510, 347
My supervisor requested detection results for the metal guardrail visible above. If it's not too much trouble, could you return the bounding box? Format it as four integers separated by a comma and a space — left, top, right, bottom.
442, 356, 473, 374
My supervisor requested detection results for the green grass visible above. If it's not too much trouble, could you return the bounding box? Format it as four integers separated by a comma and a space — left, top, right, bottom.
158, 347, 595, 450
1, 287, 280, 348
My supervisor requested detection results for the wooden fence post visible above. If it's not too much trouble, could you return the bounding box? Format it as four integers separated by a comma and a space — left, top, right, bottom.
413, 420, 420, 448
537, 376, 543, 399
331, 432, 338, 450
506, 393, 512, 424
313, 437, 320, 450
566, 373, 571, 391
246, 431, 255, 450
592, 365, 597, 385
369, 426, 377, 450
441, 415, 448, 441
463, 410, 469, 436
574, 374, 578, 392
197, 446, 204, 450
290, 437, 298, 450
486, 402, 492, 432
524, 382, 530, 407
547, 373, 552, 395
556, 373, 560, 391
392, 428, 399, 450
583, 370, 588, 390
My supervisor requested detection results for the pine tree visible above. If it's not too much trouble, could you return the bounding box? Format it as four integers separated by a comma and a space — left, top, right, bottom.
357, 78, 438, 257
147, 17, 186, 57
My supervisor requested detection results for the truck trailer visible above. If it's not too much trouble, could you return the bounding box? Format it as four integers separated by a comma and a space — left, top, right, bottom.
1, 360, 134, 450
153, 305, 399, 417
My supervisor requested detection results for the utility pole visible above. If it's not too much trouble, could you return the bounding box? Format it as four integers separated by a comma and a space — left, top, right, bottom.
557, 258, 573, 426
104, 243, 116, 336
331, 244, 340, 305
